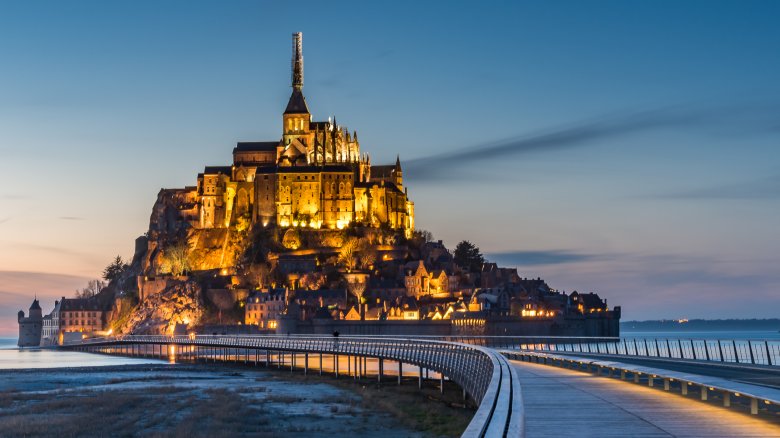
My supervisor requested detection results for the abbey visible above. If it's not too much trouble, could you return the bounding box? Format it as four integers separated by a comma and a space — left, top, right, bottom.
193, 33, 414, 234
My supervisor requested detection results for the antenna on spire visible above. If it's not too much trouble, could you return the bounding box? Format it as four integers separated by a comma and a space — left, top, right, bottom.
292, 32, 304, 90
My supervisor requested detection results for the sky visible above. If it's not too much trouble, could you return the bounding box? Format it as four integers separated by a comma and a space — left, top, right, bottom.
1, 1, 780, 335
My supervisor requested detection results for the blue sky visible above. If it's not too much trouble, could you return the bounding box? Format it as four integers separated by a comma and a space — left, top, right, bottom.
1, 1, 780, 334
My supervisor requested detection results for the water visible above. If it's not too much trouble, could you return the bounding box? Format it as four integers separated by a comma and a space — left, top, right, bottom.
621, 330, 780, 341
0, 337, 165, 370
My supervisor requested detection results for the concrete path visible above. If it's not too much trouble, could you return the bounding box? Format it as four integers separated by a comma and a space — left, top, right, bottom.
549, 352, 780, 389
511, 359, 780, 437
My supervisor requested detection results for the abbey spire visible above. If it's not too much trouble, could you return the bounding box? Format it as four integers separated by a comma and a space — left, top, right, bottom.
292, 31, 303, 91
284, 32, 310, 115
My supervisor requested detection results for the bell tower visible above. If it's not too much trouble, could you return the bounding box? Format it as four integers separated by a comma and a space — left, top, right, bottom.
283, 32, 311, 149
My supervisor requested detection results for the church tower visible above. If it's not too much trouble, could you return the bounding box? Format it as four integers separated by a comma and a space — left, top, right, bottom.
282, 32, 312, 151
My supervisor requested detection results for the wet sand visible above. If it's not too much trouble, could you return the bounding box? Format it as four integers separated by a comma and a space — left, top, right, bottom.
0, 363, 471, 437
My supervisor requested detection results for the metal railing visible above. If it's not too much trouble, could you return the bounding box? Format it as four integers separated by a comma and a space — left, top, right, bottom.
512, 337, 780, 366
63, 335, 523, 438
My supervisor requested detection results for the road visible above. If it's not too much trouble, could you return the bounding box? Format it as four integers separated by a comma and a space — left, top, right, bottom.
511, 359, 780, 437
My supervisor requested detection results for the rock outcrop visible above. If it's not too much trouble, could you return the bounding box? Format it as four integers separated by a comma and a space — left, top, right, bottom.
120, 279, 203, 335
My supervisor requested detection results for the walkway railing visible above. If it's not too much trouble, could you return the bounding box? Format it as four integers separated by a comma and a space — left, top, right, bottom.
509, 337, 780, 366
352, 335, 780, 367
62, 335, 523, 438
505, 350, 780, 417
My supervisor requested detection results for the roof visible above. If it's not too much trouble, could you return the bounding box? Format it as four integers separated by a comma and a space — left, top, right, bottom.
572, 292, 605, 308
60, 298, 103, 312
284, 89, 310, 114
371, 165, 397, 180
203, 166, 232, 175
29, 299, 41, 310
276, 165, 353, 174
234, 141, 279, 152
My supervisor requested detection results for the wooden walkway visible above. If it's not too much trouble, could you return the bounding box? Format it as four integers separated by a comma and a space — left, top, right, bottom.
511, 359, 780, 437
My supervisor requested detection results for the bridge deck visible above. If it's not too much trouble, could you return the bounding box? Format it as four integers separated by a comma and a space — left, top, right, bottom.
511, 359, 780, 437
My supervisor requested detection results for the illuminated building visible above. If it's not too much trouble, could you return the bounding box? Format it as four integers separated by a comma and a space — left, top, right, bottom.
192, 32, 414, 235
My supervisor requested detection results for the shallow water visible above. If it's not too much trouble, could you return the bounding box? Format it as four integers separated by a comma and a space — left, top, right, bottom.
620, 330, 780, 340
0, 337, 165, 369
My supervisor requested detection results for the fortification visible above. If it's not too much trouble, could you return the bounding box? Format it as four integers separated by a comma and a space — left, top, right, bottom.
17, 299, 43, 347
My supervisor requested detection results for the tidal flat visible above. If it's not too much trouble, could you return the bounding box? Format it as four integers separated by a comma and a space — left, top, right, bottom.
0, 364, 472, 437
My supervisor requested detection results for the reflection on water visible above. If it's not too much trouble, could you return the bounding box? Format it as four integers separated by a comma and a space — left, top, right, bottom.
0, 338, 166, 369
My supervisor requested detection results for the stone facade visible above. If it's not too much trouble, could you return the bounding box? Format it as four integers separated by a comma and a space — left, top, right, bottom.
17, 299, 43, 347
161, 33, 414, 237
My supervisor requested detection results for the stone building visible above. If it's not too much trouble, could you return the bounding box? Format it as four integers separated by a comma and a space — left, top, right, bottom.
58, 297, 106, 334
164, 33, 414, 236
17, 299, 43, 347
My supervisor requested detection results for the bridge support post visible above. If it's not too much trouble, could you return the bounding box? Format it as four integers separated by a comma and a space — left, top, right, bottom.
291, 353, 295, 372
304, 353, 308, 375
682, 383, 688, 395
398, 362, 402, 385
418, 367, 423, 389
648, 376, 654, 387
377, 358, 383, 383
633, 373, 640, 383
701, 387, 708, 401
750, 398, 758, 415
319, 353, 323, 376
663, 378, 670, 391
723, 392, 731, 407
265, 350, 270, 367
620, 370, 626, 380
440, 374, 445, 394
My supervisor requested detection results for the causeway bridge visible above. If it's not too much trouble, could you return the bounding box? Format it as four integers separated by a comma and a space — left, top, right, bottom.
63, 335, 780, 437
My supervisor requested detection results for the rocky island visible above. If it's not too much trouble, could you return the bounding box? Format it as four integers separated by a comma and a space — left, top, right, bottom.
19, 33, 619, 346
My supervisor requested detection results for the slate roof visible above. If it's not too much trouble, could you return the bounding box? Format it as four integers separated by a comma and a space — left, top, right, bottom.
203, 166, 232, 175
284, 89, 310, 114
60, 298, 103, 312
234, 141, 279, 152
371, 165, 397, 179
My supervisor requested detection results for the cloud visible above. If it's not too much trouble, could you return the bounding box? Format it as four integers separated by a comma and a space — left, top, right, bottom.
7, 242, 105, 267
0, 217, 9, 225
487, 250, 599, 266
403, 103, 780, 183
59, 216, 86, 221
654, 175, 780, 200
0, 194, 30, 200
0, 270, 92, 336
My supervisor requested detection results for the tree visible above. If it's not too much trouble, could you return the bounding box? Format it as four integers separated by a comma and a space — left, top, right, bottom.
347, 280, 367, 303
414, 229, 434, 242
102, 255, 129, 283
245, 263, 270, 288
76, 279, 106, 299
338, 236, 359, 270
282, 228, 302, 250
300, 272, 326, 290
453, 240, 485, 273
160, 242, 191, 276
